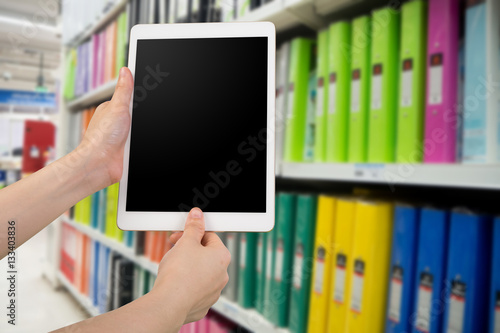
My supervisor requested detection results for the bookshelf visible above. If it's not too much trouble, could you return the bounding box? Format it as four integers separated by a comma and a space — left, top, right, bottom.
59, 217, 288, 333
55, 0, 500, 332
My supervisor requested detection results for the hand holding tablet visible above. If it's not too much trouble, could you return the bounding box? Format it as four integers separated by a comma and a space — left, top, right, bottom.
118, 22, 276, 232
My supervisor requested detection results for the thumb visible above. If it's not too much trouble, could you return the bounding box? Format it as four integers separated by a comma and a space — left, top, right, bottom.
110, 67, 134, 109
182, 207, 205, 243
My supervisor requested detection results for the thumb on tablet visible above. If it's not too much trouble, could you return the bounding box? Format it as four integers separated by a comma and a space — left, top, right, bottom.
182, 207, 205, 243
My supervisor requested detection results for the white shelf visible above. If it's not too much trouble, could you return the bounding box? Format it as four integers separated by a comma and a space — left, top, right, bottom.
61, 217, 159, 274
280, 162, 500, 189
0, 157, 22, 170
212, 297, 289, 333
57, 271, 100, 317
66, 0, 128, 47
67, 80, 117, 111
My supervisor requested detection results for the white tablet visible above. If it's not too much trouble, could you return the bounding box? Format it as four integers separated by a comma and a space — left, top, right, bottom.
117, 22, 276, 232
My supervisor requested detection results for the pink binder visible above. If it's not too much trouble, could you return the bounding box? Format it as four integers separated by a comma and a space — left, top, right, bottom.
423, 0, 460, 163
92, 33, 99, 90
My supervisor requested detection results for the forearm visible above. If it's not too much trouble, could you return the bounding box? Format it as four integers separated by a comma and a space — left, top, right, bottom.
0, 141, 110, 259
51, 291, 186, 333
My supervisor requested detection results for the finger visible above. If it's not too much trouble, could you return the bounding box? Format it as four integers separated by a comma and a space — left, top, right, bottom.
201, 232, 224, 247
181, 207, 205, 243
110, 67, 134, 109
169, 232, 183, 244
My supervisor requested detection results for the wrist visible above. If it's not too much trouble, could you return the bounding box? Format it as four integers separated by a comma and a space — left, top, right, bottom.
146, 287, 188, 330
72, 139, 113, 193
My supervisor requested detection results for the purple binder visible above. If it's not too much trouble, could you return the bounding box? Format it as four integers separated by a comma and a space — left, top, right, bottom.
423, 0, 460, 163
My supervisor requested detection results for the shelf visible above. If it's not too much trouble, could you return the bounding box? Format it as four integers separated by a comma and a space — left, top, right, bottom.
0, 157, 22, 170
280, 162, 500, 190
61, 217, 159, 274
66, 0, 128, 47
66, 80, 117, 111
212, 297, 289, 333
57, 271, 100, 317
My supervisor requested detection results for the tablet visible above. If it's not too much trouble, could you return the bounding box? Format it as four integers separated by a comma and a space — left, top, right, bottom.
117, 22, 276, 232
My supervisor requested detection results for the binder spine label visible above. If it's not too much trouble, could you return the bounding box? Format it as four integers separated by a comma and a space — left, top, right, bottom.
447, 280, 466, 333
293, 243, 304, 289
416, 272, 433, 332
429, 53, 443, 105
274, 239, 284, 282
256, 235, 263, 273
350, 259, 365, 314
371, 64, 383, 110
240, 234, 247, 269
495, 291, 500, 333
351, 69, 361, 113
287, 84, 294, 119
314, 246, 326, 294
265, 236, 273, 279
317, 77, 325, 116
401, 59, 413, 107
328, 73, 337, 114
333, 253, 347, 304
388, 266, 404, 323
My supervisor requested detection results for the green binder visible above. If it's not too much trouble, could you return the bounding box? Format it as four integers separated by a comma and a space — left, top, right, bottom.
367, 7, 400, 162
115, 11, 128, 76
255, 232, 267, 312
326, 21, 352, 162
348, 15, 372, 163
314, 30, 329, 162
105, 183, 119, 238
289, 195, 317, 333
271, 193, 297, 327
396, 0, 427, 163
303, 71, 317, 162
284, 38, 315, 162
237, 232, 257, 308
263, 196, 279, 320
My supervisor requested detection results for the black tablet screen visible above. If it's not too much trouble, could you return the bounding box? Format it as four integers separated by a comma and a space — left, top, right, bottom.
126, 37, 268, 213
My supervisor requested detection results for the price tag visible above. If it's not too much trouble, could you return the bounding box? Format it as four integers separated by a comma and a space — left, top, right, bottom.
401, 59, 413, 107
350, 259, 365, 314
351, 69, 361, 113
333, 253, 347, 304
388, 266, 404, 323
371, 64, 383, 110
314, 246, 326, 294
293, 243, 304, 289
415, 272, 433, 332
316, 77, 325, 116
328, 73, 337, 114
446, 280, 466, 333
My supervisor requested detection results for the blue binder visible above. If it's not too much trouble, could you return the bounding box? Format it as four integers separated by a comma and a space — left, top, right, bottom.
412, 207, 449, 333
91, 191, 100, 229
443, 209, 492, 333
386, 204, 420, 333
490, 217, 500, 333
92, 241, 100, 306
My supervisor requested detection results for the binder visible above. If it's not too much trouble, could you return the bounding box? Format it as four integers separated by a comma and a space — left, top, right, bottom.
262, 196, 279, 320
223, 233, 239, 301
91, 190, 100, 229
275, 42, 291, 170
314, 29, 329, 162
283, 38, 315, 162
348, 15, 371, 163
307, 195, 337, 333
237, 233, 257, 308
255, 232, 267, 313
105, 183, 119, 238
490, 217, 500, 333
327, 198, 356, 333
423, 0, 460, 163
386, 204, 420, 333
289, 195, 317, 333
92, 241, 100, 306
346, 200, 393, 333
367, 8, 400, 162
271, 193, 297, 327
326, 21, 351, 162
462, 0, 500, 163
396, 0, 428, 163
21, 120, 55, 175
303, 71, 317, 162
443, 209, 492, 333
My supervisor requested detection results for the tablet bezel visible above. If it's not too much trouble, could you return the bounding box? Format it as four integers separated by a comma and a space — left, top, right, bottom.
117, 22, 276, 232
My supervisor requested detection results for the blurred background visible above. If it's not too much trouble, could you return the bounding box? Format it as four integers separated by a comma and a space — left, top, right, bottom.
0, 0, 499, 332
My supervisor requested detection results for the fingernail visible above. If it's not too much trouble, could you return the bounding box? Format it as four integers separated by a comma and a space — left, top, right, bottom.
190, 208, 202, 218
119, 67, 127, 81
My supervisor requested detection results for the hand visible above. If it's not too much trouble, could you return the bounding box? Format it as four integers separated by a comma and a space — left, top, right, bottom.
76, 67, 134, 191
152, 208, 230, 324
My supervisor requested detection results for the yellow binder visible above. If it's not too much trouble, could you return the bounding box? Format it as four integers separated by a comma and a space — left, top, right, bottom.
346, 200, 394, 333
327, 198, 357, 333
307, 195, 336, 333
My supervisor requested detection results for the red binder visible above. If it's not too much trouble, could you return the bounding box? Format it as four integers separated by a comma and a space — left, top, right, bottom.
21, 120, 55, 175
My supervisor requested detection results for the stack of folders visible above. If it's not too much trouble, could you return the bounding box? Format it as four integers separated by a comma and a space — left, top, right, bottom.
221, 192, 499, 333
280, 0, 500, 165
